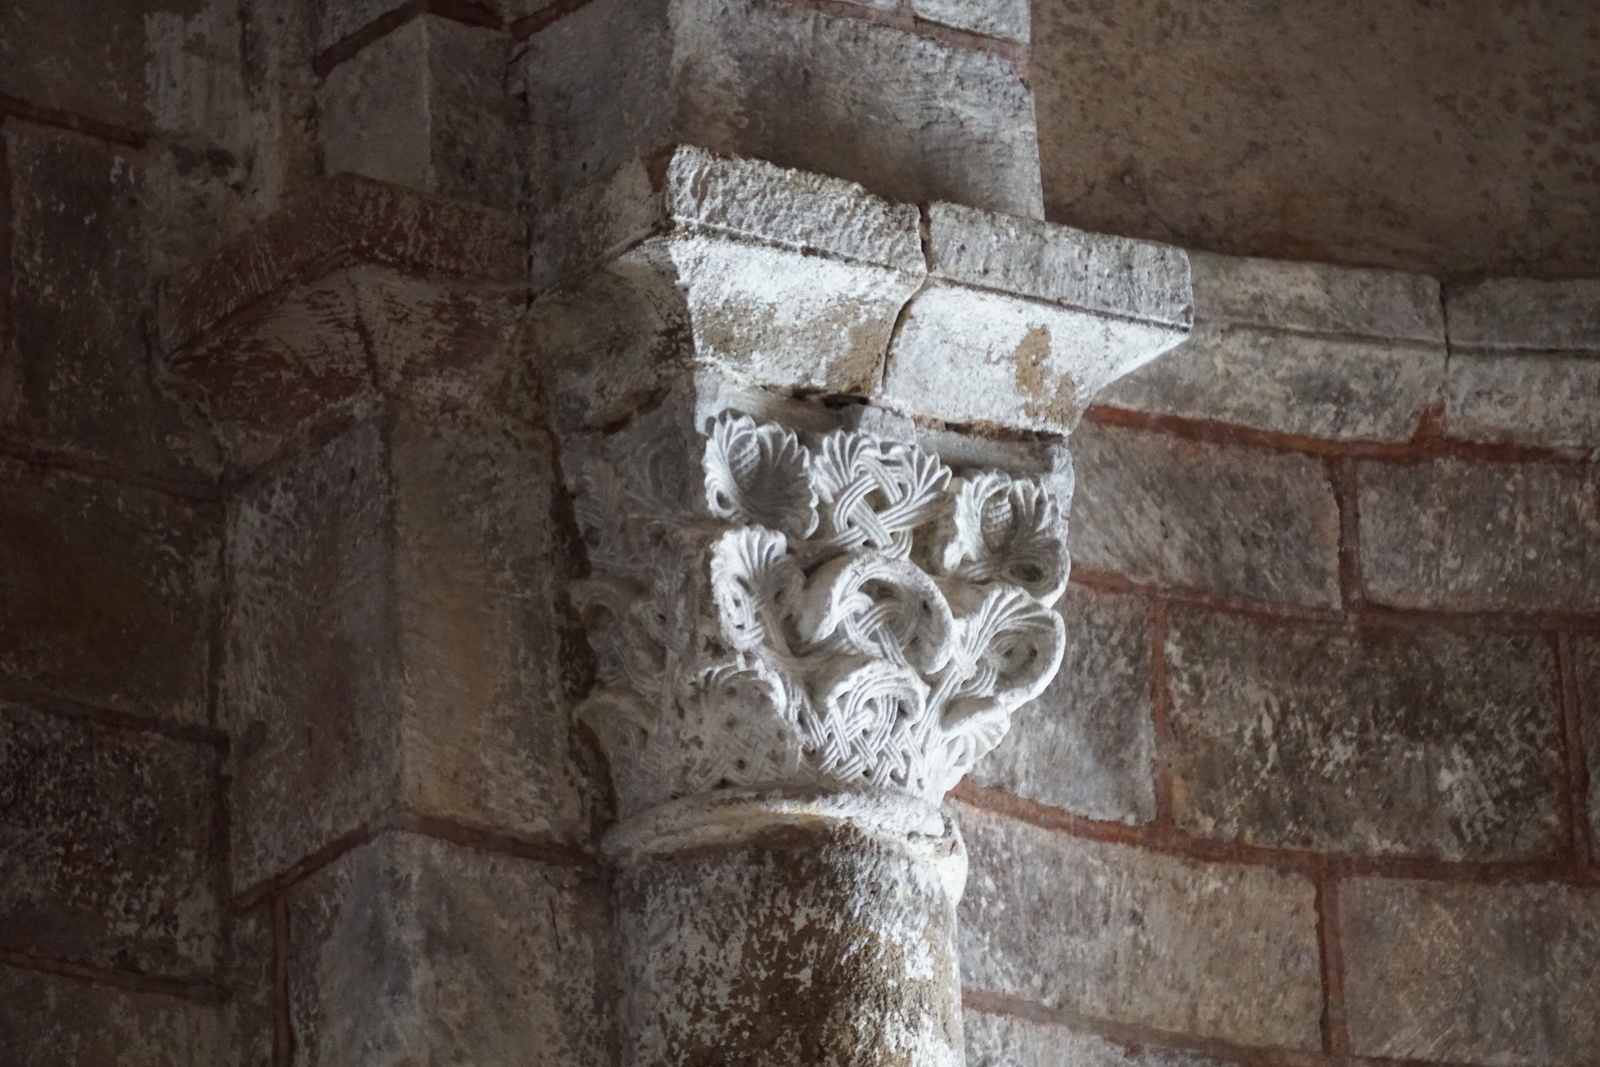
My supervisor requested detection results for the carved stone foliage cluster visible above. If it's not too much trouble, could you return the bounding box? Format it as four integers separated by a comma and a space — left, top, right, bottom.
571, 412, 1069, 816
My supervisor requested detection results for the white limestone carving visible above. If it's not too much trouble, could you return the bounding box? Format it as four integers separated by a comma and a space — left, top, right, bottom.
574, 412, 1068, 816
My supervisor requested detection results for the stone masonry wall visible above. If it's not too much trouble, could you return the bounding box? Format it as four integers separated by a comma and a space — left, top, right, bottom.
958, 267, 1600, 1066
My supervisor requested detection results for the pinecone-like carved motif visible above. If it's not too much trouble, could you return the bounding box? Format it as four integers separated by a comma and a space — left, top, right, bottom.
574, 412, 1069, 816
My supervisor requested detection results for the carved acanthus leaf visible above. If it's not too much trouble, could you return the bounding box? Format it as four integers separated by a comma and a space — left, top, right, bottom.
574, 411, 1069, 815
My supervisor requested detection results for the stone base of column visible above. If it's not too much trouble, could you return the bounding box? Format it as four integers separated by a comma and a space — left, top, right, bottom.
607, 791, 968, 1067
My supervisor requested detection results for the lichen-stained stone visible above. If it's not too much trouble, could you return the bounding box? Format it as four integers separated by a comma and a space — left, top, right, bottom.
964, 1009, 1231, 1067
1165, 609, 1564, 860
1358, 458, 1600, 613
287, 832, 608, 1067
0, 460, 217, 725
1342, 877, 1600, 1064
1100, 253, 1446, 442
0, 963, 228, 1067
225, 422, 396, 893
0, 704, 222, 980
956, 805, 1322, 1051
969, 585, 1155, 825
1067, 421, 1341, 607
319, 16, 519, 210
3, 125, 217, 478
1444, 279, 1600, 449
1577, 637, 1600, 851
614, 815, 964, 1067
390, 409, 588, 839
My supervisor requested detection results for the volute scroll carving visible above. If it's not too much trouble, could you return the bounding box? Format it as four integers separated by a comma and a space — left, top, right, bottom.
571, 410, 1070, 818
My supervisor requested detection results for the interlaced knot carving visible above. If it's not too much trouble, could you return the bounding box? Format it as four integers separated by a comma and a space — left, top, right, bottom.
573, 412, 1070, 816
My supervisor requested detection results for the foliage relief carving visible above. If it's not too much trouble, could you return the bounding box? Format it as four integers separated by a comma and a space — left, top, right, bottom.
574, 412, 1069, 815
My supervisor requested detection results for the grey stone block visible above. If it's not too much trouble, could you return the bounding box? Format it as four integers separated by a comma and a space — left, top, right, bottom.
1166, 609, 1564, 860
1445, 351, 1600, 449
1358, 458, 1600, 613
956, 804, 1322, 1051
1447, 278, 1600, 352
969, 585, 1156, 825
1067, 421, 1341, 607
1343, 877, 1600, 1063
965, 1010, 1229, 1067
0, 704, 223, 980
288, 832, 608, 1067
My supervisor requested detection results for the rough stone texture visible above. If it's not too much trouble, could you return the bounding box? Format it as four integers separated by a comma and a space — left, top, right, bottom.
225, 422, 396, 892
390, 408, 588, 838
319, 16, 519, 210
1359, 459, 1600, 613
1444, 280, 1600, 449
1101, 253, 1446, 441
1165, 609, 1564, 860
0, 964, 228, 1067
616, 817, 963, 1067
1342, 877, 1600, 1064
227, 905, 275, 1067
520, 0, 1043, 218
1578, 637, 1600, 851
956, 805, 1323, 1050
1034, 2, 1600, 279
3, 124, 216, 478
0, 703, 222, 979
1067, 420, 1341, 606
0, 0, 162, 128
964, 1010, 1230, 1067
913, 0, 1030, 43
0, 459, 218, 724
287, 832, 607, 1067
969, 585, 1155, 824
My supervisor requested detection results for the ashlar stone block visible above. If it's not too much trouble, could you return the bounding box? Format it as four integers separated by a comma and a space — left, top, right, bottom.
969, 585, 1155, 825
1343, 877, 1600, 1064
1165, 609, 1564, 860
956, 805, 1323, 1051
1067, 420, 1341, 606
287, 832, 607, 1067
0, 703, 223, 980
1358, 458, 1600, 613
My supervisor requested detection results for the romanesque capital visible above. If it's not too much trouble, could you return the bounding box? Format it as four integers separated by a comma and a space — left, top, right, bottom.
571, 407, 1071, 819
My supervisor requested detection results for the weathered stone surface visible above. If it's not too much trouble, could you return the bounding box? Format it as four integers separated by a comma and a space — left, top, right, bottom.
1577, 637, 1600, 851
226, 423, 395, 892
319, 16, 519, 209
965, 1010, 1229, 1067
226, 905, 275, 1067
1443, 280, 1600, 449
1342, 877, 1600, 1064
1445, 352, 1600, 450
1166, 609, 1564, 860
288, 832, 607, 1067
1447, 279, 1600, 352
1101, 254, 1445, 441
520, 0, 1043, 218
391, 409, 588, 839
0, 460, 217, 724
0, 0, 154, 129
913, 0, 1030, 43
1034, 2, 1600, 278
970, 585, 1155, 825
4, 125, 215, 477
0, 964, 228, 1067
0, 704, 222, 979
1067, 421, 1341, 606
1358, 459, 1600, 613
615, 811, 963, 1066
956, 805, 1322, 1050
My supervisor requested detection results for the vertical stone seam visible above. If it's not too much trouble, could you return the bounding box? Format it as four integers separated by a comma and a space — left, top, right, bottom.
1328, 456, 1366, 614
1148, 597, 1175, 829
1557, 632, 1594, 867
271, 895, 293, 1067
1314, 872, 1350, 1054
873, 202, 934, 398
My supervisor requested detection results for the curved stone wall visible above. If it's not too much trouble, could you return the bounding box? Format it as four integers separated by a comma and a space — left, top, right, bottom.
956, 261, 1600, 1064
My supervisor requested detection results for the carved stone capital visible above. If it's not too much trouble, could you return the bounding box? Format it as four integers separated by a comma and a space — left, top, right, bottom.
572, 407, 1070, 818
